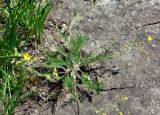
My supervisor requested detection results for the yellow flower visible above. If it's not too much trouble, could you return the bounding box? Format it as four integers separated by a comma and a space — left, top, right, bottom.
23, 53, 31, 61
16, 61, 21, 65
95, 110, 99, 114
102, 112, 106, 115
147, 35, 153, 41
119, 112, 123, 115
53, 68, 59, 79
121, 96, 128, 101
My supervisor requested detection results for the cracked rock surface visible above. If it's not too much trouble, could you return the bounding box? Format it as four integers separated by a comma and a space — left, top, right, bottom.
52, 0, 160, 115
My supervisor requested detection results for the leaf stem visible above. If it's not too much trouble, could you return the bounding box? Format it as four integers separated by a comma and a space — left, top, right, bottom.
0, 55, 22, 59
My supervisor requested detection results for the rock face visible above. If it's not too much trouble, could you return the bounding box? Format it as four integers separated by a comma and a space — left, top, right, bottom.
15, 0, 160, 115
50, 0, 160, 115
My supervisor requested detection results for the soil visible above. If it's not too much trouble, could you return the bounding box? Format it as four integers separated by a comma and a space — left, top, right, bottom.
15, 0, 160, 115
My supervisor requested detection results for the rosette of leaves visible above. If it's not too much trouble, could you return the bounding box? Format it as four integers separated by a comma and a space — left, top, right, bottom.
44, 33, 112, 98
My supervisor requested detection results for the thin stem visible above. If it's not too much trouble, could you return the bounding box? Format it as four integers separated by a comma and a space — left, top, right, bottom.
76, 100, 79, 115
0, 55, 22, 59
7, 74, 11, 113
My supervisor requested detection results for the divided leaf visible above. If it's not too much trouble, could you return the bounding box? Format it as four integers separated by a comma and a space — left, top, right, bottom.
69, 34, 88, 63
69, 34, 88, 51
82, 49, 112, 65
81, 72, 102, 92
45, 51, 69, 67
45, 57, 68, 67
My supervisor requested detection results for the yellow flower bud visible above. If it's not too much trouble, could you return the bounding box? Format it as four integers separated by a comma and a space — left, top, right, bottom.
53, 68, 59, 79
102, 112, 106, 115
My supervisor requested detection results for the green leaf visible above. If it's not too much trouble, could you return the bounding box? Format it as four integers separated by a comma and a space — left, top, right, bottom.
69, 34, 88, 63
81, 73, 92, 88
45, 57, 68, 67
69, 34, 88, 52
81, 73, 102, 92
63, 76, 75, 92
82, 49, 112, 65
45, 49, 70, 67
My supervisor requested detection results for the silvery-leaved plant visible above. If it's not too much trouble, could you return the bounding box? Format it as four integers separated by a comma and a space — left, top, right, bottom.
44, 33, 112, 100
